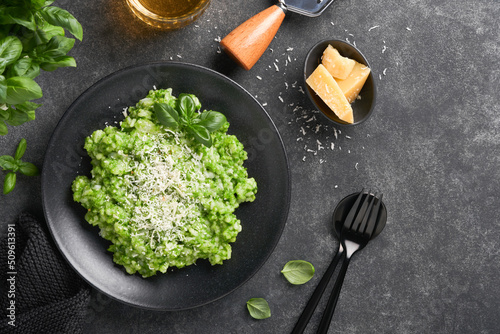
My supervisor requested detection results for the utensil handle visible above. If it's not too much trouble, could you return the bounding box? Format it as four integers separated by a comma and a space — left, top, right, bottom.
220, 5, 286, 70
291, 247, 344, 334
316, 256, 351, 334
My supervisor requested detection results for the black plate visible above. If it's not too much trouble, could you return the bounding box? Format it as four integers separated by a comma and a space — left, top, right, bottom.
41, 62, 290, 310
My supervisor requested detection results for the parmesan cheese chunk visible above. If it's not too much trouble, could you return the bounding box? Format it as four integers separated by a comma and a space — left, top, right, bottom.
335, 61, 371, 103
306, 64, 354, 124
322, 45, 356, 80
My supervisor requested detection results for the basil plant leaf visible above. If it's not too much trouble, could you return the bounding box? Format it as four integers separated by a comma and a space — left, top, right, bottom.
0, 36, 23, 68
19, 161, 39, 176
154, 102, 179, 129
0, 121, 7, 136
187, 124, 212, 147
14, 138, 27, 160
41, 24, 66, 40
0, 107, 8, 120
0, 7, 36, 31
198, 110, 227, 133
281, 260, 315, 285
35, 35, 76, 60
7, 58, 41, 79
0, 75, 7, 103
3, 172, 17, 195
6, 102, 39, 126
5, 76, 43, 104
177, 94, 197, 121
246, 298, 271, 320
40, 56, 76, 72
39, 6, 83, 41
0, 59, 7, 75
0, 155, 17, 170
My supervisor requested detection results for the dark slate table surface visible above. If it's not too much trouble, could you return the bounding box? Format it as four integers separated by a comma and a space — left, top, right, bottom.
1, 0, 499, 333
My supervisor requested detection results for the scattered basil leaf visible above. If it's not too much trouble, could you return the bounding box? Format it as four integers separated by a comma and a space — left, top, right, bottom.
246, 298, 271, 320
3, 172, 16, 195
154, 102, 179, 129
19, 161, 39, 176
281, 260, 315, 285
14, 138, 27, 160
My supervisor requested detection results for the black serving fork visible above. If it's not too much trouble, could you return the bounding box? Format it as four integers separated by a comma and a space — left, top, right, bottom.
316, 191, 383, 333
291, 190, 383, 334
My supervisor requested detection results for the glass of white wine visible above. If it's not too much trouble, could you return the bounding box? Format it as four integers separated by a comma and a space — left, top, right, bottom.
126, 0, 211, 29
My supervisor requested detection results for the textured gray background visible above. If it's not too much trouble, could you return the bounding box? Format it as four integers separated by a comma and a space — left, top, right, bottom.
1, 0, 499, 333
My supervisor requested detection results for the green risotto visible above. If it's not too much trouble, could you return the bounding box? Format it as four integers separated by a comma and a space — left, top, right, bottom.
72, 88, 257, 277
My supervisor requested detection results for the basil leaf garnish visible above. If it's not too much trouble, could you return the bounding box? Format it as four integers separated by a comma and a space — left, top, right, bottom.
154, 94, 228, 147
187, 124, 212, 147
177, 94, 196, 120
198, 110, 227, 133
154, 102, 179, 129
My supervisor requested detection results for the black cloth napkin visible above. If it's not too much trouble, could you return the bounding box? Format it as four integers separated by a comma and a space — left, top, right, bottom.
1, 213, 91, 334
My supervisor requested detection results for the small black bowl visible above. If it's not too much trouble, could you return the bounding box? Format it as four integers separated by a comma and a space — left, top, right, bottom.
304, 39, 377, 126
332, 191, 387, 239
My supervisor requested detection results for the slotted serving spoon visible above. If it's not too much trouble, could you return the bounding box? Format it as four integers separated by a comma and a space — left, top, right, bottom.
220, 0, 338, 70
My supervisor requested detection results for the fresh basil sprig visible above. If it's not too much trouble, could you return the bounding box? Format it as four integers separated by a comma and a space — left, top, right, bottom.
0, 0, 83, 135
246, 298, 271, 320
281, 260, 315, 285
154, 94, 227, 147
0, 138, 39, 194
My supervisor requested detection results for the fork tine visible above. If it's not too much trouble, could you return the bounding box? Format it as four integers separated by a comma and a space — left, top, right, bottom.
357, 192, 377, 234
364, 193, 383, 237
349, 190, 371, 231
343, 189, 368, 230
